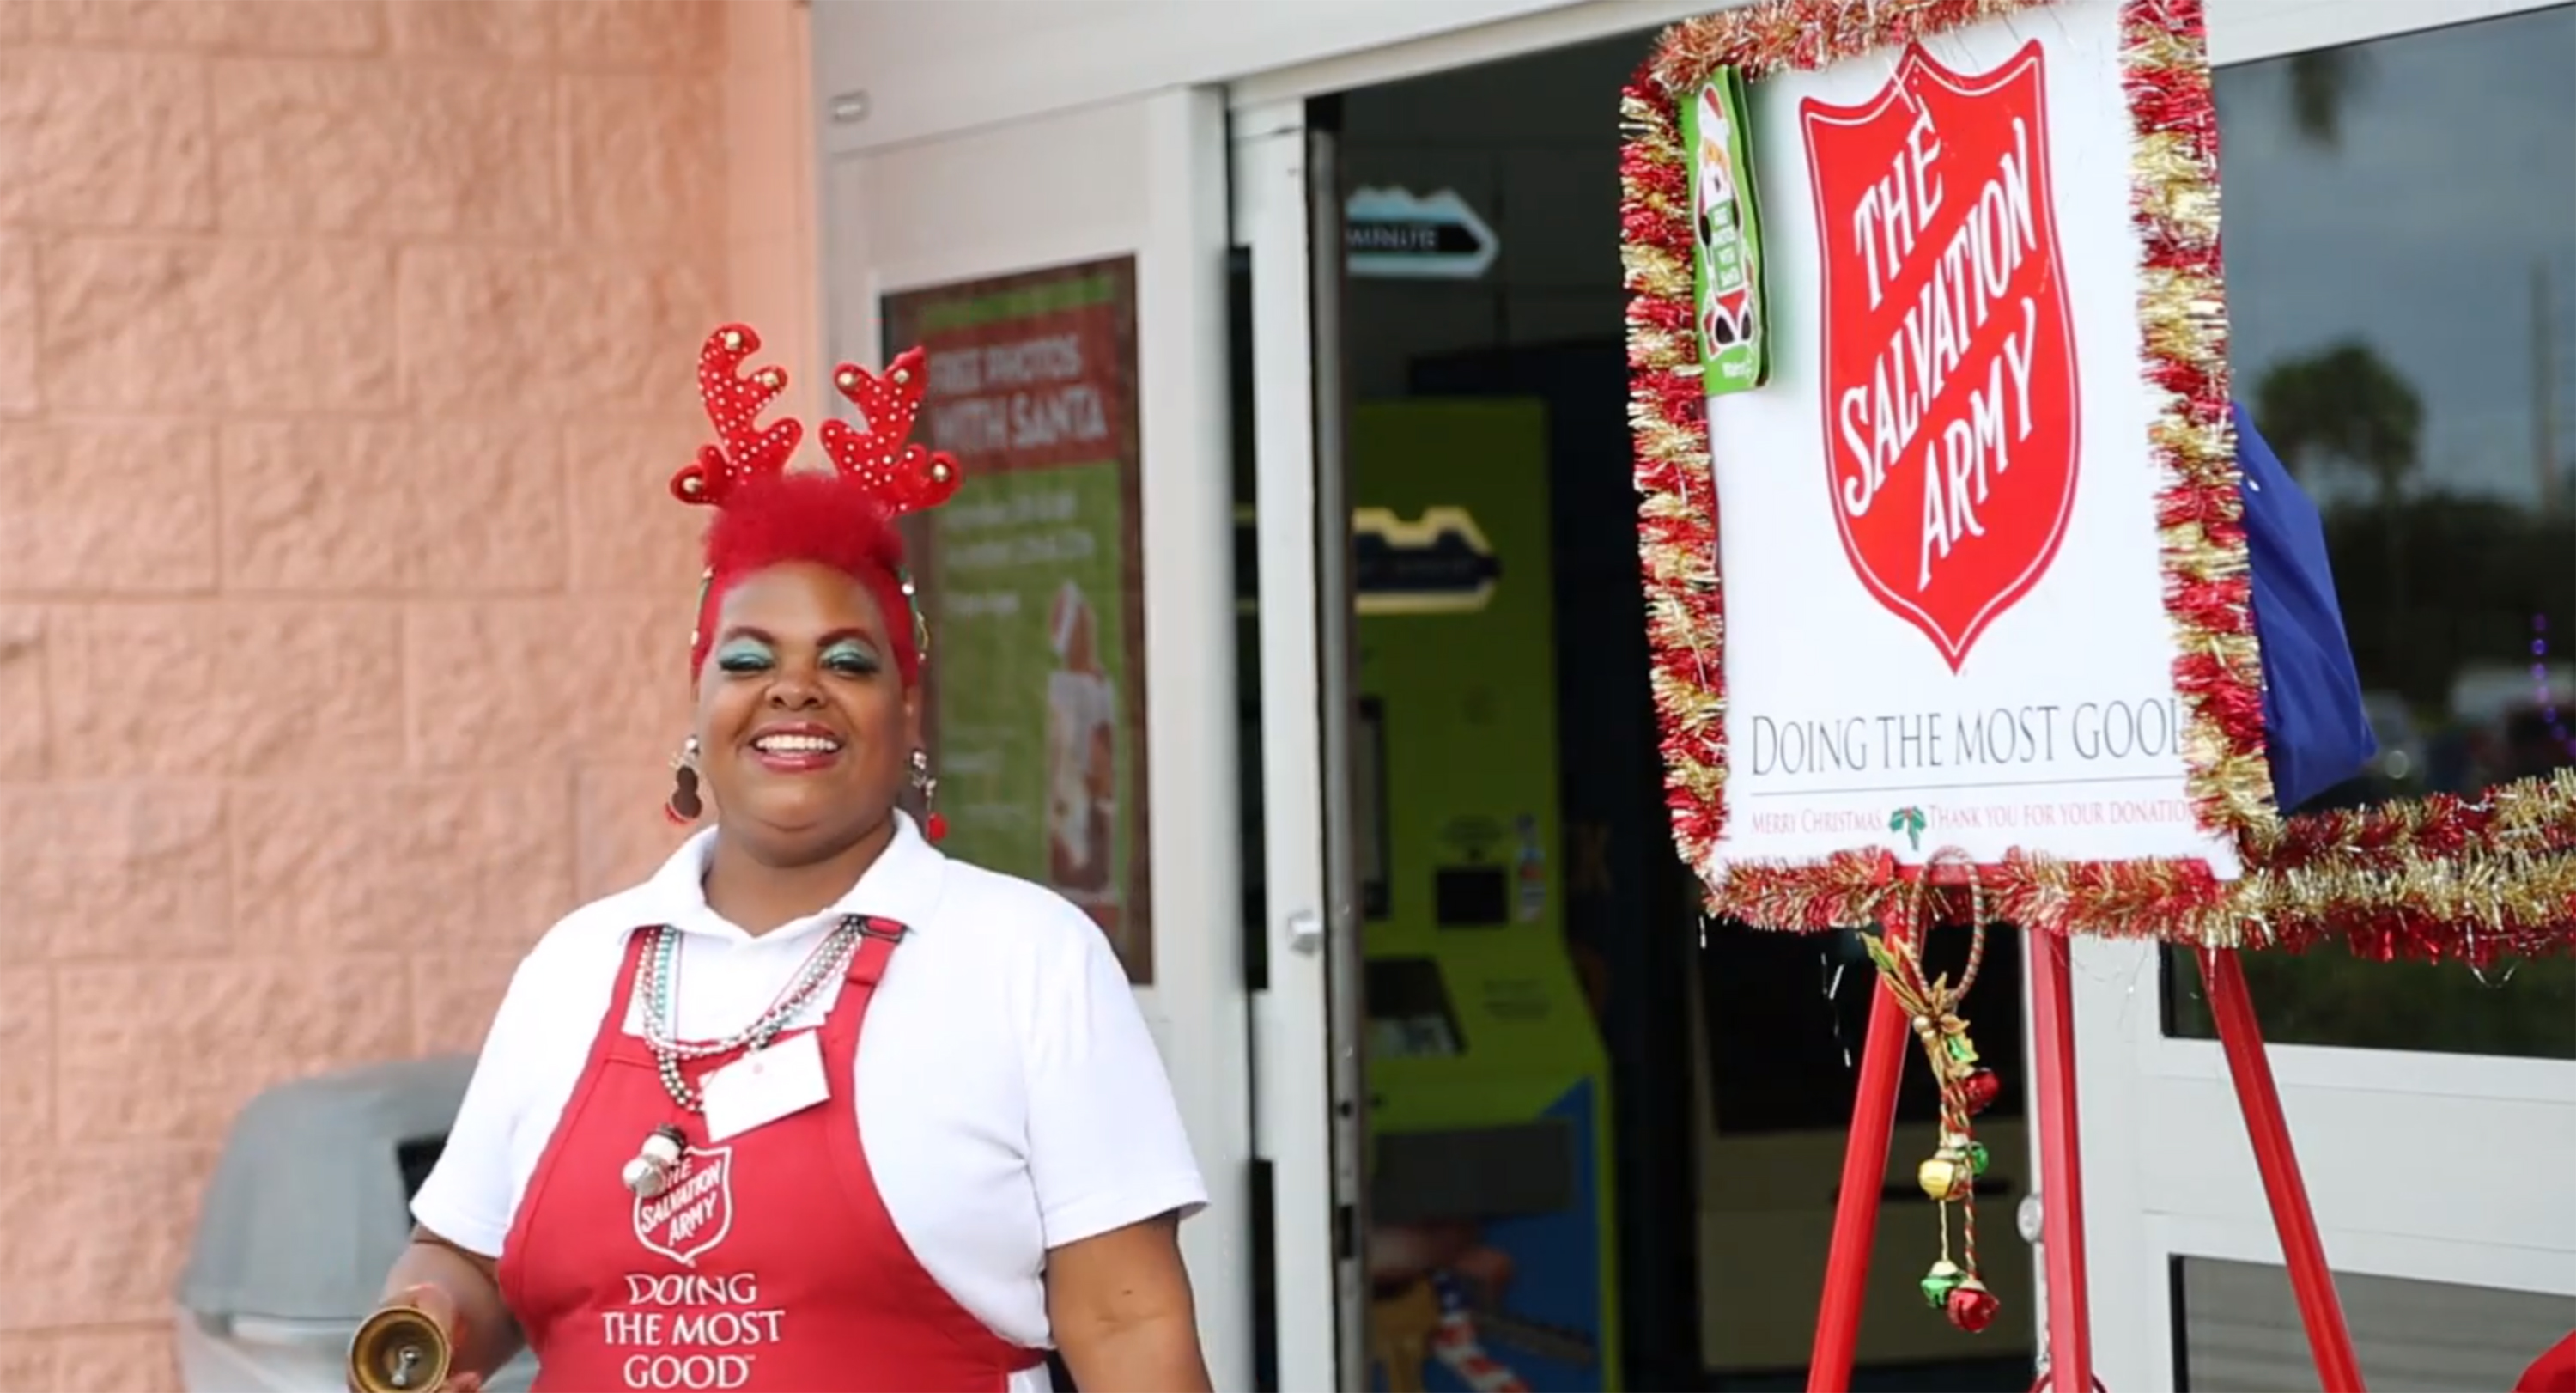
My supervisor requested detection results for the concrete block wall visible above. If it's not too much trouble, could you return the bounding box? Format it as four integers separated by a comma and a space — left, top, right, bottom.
0, 2, 817, 1385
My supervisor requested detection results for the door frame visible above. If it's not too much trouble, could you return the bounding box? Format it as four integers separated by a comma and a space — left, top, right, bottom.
1232, 95, 1373, 1393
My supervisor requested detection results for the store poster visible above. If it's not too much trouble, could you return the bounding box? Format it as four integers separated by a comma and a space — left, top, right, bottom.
881, 259, 1153, 982
1694, 0, 2239, 873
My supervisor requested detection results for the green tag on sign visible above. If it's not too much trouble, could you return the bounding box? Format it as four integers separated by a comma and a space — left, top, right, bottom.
1684, 70, 1769, 395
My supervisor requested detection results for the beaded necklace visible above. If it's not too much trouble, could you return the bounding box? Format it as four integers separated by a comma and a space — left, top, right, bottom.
617, 917, 867, 1201
632, 917, 867, 1112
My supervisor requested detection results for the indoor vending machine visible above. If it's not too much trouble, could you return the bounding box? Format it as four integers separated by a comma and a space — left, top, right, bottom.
1351, 400, 1623, 1393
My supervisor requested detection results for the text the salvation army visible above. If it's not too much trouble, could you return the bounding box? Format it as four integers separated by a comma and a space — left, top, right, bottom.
1832, 107, 2044, 593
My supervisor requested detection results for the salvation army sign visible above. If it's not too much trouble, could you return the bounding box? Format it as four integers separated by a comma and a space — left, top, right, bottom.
1802, 42, 2081, 672
1702, 0, 2222, 873
1632, 0, 2576, 955
1626, 0, 2257, 898
1625, 7, 2574, 1378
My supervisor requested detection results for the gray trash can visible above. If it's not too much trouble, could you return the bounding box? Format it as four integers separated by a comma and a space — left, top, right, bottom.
173, 1055, 538, 1393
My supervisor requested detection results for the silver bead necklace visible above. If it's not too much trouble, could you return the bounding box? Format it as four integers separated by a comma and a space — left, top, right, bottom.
619, 917, 866, 1201
633, 917, 867, 1111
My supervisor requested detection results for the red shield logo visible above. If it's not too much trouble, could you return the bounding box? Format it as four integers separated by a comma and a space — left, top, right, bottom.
633, 1145, 735, 1267
1801, 40, 2080, 672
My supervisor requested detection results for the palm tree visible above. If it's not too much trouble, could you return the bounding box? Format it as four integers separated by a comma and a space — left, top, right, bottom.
2256, 343, 2425, 504
2284, 49, 2366, 149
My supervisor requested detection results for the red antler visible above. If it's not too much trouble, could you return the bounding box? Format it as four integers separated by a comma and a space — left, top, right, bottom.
818, 346, 963, 516
671, 325, 802, 508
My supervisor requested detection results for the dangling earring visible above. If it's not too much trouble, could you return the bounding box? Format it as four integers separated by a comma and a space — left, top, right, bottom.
910, 748, 946, 842
665, 736, 703, 824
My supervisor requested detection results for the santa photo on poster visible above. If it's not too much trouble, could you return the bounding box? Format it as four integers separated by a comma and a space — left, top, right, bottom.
1692, 0, 2231, 873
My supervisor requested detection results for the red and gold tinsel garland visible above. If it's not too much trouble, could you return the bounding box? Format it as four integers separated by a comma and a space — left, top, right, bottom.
1620, 0, 2576, 962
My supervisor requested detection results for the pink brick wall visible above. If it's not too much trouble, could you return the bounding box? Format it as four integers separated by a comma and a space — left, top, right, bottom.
0, 2, 817, 1385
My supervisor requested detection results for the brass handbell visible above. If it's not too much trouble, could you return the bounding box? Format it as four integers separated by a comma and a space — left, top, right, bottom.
348, 1302, 453, 1393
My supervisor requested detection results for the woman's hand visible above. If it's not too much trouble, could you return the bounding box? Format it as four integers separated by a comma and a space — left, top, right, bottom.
351, 1231, 520, 1393
1045, 1211, 1211, 1393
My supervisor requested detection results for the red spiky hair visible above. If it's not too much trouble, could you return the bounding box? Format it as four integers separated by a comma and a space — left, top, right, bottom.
671, 324, 963, 685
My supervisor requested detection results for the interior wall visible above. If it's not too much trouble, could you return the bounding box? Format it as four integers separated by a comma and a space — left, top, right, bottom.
0, 3, 812, 1387
1340, 31, 1645, 401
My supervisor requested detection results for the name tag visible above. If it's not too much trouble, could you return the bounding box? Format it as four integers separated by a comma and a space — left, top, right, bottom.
701, 1030, 830, 1142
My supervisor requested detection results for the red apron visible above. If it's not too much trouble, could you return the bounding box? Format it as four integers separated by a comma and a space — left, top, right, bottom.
496, 922, 1048, 1392
2520, 1330, 2576, 1393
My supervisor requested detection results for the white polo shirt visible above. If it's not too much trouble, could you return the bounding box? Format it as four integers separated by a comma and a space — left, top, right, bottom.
412, 813, 1207, 1383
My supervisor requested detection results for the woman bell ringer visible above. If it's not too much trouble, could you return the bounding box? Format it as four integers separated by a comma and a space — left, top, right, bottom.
361, 325, 1212, 1393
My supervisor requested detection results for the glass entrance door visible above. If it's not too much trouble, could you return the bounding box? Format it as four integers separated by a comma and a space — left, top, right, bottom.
2069, 4, 2576, 1386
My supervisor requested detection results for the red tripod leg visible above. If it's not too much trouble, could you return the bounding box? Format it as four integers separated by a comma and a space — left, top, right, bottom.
2028, 929, 2095, 1393
2197, 947, 2367, 1392
1807, 918, 1915, 1393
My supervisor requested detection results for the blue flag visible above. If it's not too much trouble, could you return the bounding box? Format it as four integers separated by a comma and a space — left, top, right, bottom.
2233, 401, 2377, 811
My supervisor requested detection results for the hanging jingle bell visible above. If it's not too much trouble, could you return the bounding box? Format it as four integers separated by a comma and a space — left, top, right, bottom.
621, 1125, 687, 1198
1960, 1067, 2002, 1116
1937, 1131, 1991, 1179
643, 1124, 684, 1165
1917, 1147, 1973, 1202
1945, 1276, 2001, 1333
1918, 1259, 1964, 1309
620, 1153, 668, 1198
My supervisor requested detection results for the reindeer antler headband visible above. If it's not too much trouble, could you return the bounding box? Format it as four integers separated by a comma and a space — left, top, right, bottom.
671, 324, 963, 514
673, 324, 962, 668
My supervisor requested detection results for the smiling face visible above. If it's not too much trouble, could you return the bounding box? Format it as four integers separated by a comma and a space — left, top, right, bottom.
694, 561, 919, 867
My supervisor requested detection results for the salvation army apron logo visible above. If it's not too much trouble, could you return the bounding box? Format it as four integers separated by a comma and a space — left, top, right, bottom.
633, 1146, 735, 1267
1801, 40, 2081, 672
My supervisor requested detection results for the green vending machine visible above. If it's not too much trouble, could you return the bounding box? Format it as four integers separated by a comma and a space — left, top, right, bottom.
1352, 400, 1621, 1393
